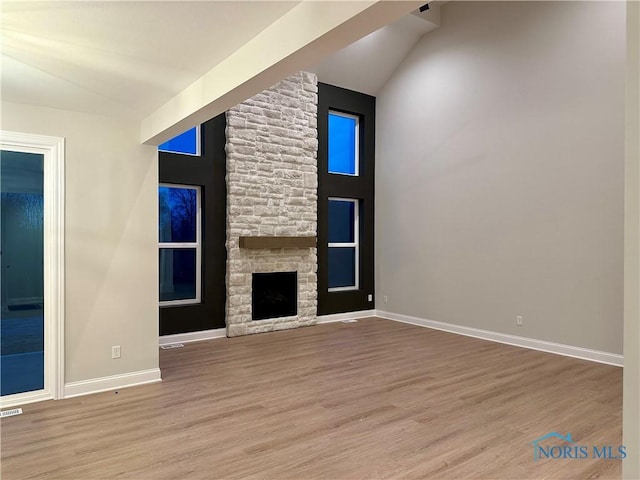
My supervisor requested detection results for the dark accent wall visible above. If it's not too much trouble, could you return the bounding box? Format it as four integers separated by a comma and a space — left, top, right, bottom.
159, 114, 227, 335
317, 83, 375, 315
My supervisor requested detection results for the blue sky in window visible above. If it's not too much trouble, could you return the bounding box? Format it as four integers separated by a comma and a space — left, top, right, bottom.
159, 127, 198, 155
328, 113, 357, 175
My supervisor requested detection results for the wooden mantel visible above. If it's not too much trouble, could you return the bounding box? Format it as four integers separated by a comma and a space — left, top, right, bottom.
238, 236, 317, 249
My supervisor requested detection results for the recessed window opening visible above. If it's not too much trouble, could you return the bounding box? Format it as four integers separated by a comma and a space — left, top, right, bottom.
158, 184, 202, 306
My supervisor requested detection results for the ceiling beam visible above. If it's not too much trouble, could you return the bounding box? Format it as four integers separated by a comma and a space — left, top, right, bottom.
140, 0, 424, 145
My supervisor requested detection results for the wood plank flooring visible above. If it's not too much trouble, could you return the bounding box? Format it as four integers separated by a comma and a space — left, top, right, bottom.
1, 318, 622, 479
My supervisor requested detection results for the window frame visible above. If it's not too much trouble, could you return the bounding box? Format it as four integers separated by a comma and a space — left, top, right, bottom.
158, 183, 202, 306
328, 111, 360, 177
327, 197, 359, 291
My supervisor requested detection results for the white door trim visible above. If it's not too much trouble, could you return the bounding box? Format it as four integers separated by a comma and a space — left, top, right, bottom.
0, 131, 65, 407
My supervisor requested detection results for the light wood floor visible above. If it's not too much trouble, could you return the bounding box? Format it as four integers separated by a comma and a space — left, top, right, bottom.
1, 318, 622, 479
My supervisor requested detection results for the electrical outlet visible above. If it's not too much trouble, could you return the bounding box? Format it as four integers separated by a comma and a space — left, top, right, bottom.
383, 296, 388, 304
516, 316, 523, 327
367, 294, 373, 302
112, 345, 121, 359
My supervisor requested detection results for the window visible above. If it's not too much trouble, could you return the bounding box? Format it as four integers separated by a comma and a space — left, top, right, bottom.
158, 115, 226, 335
159, 184, 201, 305
158, 127, 200, 156
328, 111, 359, 175
318, 83, 375, 315
328, 198, 359, 290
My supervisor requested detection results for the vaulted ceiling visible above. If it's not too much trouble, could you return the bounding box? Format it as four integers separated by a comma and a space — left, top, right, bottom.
309, 2, 444, 95
1, 1, 428, 143
1, 1, 300, 119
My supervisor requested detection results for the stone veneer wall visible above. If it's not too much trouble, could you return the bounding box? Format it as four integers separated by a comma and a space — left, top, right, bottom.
225, 72, 318, 337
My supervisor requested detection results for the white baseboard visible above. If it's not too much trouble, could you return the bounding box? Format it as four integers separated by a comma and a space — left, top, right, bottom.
64, 368, 162, 399
376, 310, 623, 367
0, 390, 53, 409
159, 328, 226, 346
316, 309, 377, 324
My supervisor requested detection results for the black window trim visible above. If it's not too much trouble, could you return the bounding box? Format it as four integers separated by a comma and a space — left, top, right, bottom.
158, 114, 227, 335
317, 82, 375, 315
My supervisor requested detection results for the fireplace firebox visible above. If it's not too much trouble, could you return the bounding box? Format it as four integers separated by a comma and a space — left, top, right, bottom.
251, 272, 297, 321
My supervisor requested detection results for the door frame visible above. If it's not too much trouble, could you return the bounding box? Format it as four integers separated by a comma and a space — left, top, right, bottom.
0, 131, 65, 407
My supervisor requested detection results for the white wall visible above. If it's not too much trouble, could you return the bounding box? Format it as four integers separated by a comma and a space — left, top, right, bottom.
376, 1, 626, 354
623, 1, 640, 476
1, 101, 159, 383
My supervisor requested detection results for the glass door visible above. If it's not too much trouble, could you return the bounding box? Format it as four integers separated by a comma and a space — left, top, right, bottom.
1, 150, 45, 396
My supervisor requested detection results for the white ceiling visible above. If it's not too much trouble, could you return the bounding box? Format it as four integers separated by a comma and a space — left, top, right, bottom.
1, 1, 300, 119
309, 2, 443, 95
1, 0, 434, 134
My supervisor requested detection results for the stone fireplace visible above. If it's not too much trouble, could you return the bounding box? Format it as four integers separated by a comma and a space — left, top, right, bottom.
225, 72, 318, 337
